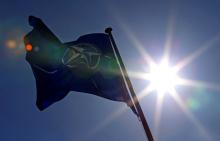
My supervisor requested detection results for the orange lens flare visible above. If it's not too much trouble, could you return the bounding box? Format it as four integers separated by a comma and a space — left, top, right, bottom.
25, 44, 33, 51
5, 39, 17, 49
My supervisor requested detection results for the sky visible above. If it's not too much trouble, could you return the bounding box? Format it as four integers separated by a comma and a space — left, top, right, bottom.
1, 0, 220, 141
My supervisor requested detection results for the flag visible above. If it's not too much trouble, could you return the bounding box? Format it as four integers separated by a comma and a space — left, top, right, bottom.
24, 16, 137, 114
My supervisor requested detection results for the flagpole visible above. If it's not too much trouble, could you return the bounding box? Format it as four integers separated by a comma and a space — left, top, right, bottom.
105, 27, 154, 141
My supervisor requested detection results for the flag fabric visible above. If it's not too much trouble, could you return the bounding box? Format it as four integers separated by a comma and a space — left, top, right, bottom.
24, 16, 137, 114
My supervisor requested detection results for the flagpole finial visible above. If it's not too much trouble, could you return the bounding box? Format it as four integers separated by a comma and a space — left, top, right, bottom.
105, 27, 112, 33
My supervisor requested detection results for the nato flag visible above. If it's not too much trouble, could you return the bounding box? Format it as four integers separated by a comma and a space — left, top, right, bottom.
24, 16, 137, 114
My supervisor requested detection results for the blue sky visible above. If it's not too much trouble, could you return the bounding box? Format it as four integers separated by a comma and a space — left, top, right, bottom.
1, 0, 220, 141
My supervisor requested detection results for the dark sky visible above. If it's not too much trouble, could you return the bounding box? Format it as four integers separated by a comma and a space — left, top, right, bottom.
1, 0, 220, 141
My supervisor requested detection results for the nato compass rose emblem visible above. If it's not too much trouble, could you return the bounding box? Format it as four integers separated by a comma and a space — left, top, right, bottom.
62, 43, 101, 70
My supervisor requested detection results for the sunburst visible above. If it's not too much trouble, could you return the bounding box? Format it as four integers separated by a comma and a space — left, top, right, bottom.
122, 24, 220, 141
147, 59, 180, 95
85, 14, 220, 141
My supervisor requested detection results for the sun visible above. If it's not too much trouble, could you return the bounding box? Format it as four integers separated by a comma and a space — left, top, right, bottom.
148, 59, 180, 95
90, 15, 217, 141
87, 25, 217, 141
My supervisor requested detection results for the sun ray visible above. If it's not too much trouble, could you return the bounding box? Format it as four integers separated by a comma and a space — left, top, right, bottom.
128, 71, 151, 80
138, 84, 155, 100
169, 89, 211, 141
163, 12, 176, 62
154, 92, 165, 141
84, 84, 154, 141
174, 34, 220, 72
118, 23, 155, 66
107, 10, 156, 66
126, 31, 155, 65
178, 78, 220, 91
86, 104, 129, 138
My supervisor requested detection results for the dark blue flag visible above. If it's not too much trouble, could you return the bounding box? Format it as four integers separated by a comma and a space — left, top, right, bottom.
24, 16, 137, 114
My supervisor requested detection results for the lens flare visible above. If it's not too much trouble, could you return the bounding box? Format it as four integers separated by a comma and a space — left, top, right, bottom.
5, 39, 17, 49
25, 44, 33, 51
186, 98, 200, 111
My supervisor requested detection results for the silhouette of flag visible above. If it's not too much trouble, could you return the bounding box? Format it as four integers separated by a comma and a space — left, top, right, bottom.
24, 16, 137, 114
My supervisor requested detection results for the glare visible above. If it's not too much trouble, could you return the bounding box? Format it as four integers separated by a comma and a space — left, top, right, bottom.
88, 13, 219, 140
5, 39, 17, 49
148, 59, 180, 95
25, 43, 33, 51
